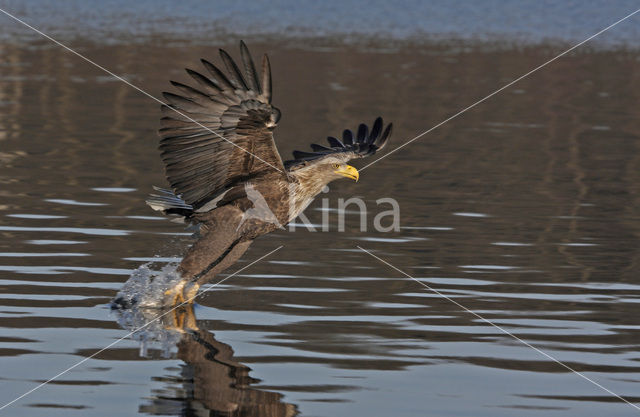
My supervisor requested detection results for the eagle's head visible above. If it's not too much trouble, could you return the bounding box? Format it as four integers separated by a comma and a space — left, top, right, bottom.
317, 155, 359, 183
285, 117, 391, 197
290, 155, 359, 193
286, 155, 361, 221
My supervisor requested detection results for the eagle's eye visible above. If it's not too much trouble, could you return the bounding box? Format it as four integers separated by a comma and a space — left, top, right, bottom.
332, 163, 340, 169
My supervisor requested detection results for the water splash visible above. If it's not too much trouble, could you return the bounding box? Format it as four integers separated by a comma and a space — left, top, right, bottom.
111, 262, 183, 308
110, 263, 188, 357
112, 305, 183, 358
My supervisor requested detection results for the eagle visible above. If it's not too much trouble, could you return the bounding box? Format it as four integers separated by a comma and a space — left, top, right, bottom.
146, 42, 392, 306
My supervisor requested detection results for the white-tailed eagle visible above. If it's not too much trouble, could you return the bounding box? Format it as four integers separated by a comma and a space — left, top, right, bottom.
146, 42, 392, 305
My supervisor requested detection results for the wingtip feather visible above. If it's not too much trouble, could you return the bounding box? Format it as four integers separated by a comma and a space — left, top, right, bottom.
219, 48, 249, 90
239, 41, 261, 93
261, 54, 272, 102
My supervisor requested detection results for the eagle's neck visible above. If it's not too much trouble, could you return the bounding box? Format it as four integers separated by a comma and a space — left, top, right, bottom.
287, 167, 332, 222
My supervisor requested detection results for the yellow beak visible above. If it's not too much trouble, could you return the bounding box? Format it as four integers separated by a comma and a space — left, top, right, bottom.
335, 164, 359, 182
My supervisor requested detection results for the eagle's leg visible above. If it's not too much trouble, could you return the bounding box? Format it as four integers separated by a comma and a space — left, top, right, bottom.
162, 206, 243, 307
163, 219, 255, 307
164, 240, 253, 306
187, 239, 254, 296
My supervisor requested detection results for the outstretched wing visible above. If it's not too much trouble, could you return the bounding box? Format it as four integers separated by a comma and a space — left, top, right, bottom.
159, 41, 285, 209
284, 117, 392, 170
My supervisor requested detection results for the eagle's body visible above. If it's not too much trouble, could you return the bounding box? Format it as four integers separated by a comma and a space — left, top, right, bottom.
147, 42, 392, 305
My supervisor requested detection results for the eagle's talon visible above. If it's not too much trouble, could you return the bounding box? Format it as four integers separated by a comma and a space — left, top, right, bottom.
164, 281, 187, 307
163, 280, 200, 307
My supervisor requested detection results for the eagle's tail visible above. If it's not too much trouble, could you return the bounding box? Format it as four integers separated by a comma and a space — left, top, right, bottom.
146, 186, 194, 222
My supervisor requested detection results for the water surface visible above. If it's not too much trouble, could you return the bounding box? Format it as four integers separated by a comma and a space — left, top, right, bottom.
1, 9, 640, 417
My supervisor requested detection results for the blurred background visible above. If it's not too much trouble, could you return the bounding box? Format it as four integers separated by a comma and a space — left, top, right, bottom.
1, 1, 640, 416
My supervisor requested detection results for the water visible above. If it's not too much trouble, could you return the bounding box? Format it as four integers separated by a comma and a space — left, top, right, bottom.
2, 0, 640, 47
2, 3, 640, 416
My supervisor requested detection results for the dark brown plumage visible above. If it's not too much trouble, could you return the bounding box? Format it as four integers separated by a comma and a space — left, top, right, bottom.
147, 41, 392, 305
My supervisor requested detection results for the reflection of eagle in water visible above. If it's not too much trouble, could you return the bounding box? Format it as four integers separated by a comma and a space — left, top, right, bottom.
113, 304, 297, 415
146, 42, 392, 306
133, 306, 298, 416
